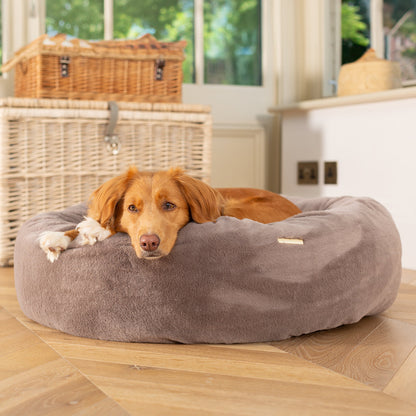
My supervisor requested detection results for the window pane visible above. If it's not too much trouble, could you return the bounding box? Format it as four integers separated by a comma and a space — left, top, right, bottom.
114, 0, 194, 84
204, 0, 261, 86
46, 0, 104, 40
383, 0, 416, 83
341, 0, 371, 64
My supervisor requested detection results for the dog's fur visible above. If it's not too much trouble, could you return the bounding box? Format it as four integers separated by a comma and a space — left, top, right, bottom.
39, 167, 301, 262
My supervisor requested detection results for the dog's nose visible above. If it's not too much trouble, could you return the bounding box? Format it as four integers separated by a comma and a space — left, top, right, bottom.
139, 234, 160, 252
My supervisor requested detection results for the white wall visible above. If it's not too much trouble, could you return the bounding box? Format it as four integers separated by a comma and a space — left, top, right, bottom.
281, 98, 416, 270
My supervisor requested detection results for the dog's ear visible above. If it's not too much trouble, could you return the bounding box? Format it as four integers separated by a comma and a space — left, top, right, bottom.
88, 166, 138, 229
170, 168, 223, 223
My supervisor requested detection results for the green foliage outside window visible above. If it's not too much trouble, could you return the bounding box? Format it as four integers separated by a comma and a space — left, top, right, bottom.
341, 4, 370, 47
46, 0, 104, 39
204, 0, 261, 85
341, 0, 370, 64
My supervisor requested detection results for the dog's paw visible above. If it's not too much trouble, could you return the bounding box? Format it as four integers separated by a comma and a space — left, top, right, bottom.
39, 231, 71, 263
76, 217, 111, 246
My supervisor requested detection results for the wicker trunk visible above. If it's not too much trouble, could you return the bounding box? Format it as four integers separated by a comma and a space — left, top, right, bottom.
0, 98, 212, 266
1, 34, 186, 103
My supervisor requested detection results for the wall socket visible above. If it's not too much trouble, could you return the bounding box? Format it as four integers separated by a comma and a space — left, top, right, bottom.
297, 162, 318, 185
324, 161, 337, 184
297, 161, 338, 185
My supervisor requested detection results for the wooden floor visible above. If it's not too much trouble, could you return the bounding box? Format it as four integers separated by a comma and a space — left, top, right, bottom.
1, 268, 416, 415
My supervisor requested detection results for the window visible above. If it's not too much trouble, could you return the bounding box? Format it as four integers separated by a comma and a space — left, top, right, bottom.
45, 0, 262, 86
203, 0, 261, 85
341, 0, 416, 85
46, 0, 104, 39
383, 0, 416, 84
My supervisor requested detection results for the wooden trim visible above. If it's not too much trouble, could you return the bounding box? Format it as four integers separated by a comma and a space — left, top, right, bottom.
104, 0, 113, 40
194, 0, 204, 86
371, 0, 385, 57
269, 85, 416, 113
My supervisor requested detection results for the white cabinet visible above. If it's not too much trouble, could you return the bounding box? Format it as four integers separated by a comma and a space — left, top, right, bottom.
270, 88, 416, 270
211, 125, 266, 189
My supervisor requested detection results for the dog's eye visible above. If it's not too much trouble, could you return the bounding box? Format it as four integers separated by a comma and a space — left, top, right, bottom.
162, 201, 176, 211
128, 204, 138, 213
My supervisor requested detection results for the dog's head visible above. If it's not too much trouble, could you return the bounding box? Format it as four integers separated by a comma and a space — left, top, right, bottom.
88, 167, 223, 259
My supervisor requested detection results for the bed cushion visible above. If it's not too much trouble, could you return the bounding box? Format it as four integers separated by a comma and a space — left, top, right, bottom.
13, 196, 402, 344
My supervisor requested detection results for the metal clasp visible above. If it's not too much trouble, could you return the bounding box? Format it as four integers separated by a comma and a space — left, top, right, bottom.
104, 101, 120, 155
60, 56, 70, 77
155, 57, 165, 81
104, 135, 121, 155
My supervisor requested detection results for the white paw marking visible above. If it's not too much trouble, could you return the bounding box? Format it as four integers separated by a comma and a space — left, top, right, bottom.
39, 231, 71, 263
76, 217, 111, 246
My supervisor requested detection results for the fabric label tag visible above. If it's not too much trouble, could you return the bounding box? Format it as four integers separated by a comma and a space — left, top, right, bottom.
277, 238, 304, 245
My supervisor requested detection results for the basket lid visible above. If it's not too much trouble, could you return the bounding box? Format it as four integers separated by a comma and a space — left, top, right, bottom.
1, 33, 187, 73
0, 97, 211, 114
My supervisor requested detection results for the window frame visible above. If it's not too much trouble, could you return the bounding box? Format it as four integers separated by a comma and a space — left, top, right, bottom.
0, 0, 11, 95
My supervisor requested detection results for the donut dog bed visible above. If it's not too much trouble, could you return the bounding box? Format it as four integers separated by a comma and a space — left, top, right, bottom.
14, 196, 401, 344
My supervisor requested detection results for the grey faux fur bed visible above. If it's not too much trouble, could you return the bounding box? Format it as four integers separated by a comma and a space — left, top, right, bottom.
14, 196, 402, 344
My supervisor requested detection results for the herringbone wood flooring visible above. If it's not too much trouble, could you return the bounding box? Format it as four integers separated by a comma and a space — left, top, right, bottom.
1, 267, 416, 415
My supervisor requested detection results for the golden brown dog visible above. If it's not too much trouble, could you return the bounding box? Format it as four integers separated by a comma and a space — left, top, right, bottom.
40, 167, 301, 262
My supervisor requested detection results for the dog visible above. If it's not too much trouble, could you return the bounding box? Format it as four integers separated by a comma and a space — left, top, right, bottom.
39, 167, 301, 262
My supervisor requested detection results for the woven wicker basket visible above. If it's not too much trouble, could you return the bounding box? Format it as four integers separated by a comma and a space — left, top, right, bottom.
1, 34, 186, 103
0, 97, 211, 266
338, 49, 401, 96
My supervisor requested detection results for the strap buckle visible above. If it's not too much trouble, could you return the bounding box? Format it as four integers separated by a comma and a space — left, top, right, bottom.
104, 101, 120, 155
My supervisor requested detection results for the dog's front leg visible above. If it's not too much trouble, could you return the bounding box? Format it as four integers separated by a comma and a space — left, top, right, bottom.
39, 229, 79, 263
39, 218, 112, 263
76, 217, 112, 246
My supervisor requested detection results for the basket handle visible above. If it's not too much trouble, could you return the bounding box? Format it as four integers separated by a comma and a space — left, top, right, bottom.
104, 101, 121, 155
